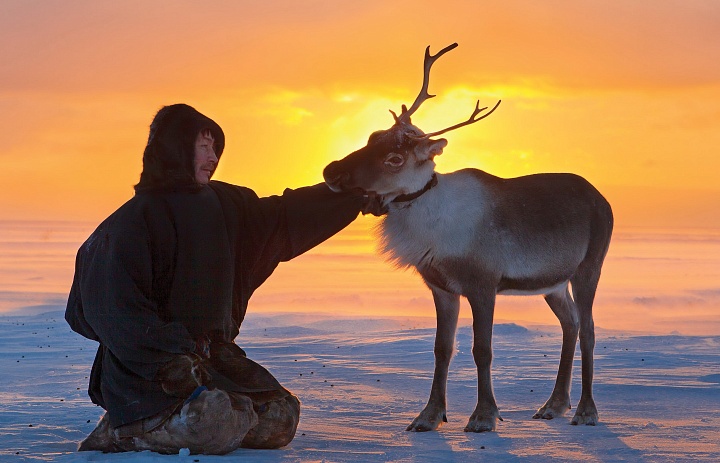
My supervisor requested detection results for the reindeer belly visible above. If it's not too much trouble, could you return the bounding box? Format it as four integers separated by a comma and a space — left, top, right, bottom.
417, 257, 574, 297
497, 278, 570, 296
387, 225, 583, 297
494, 230, 587, 295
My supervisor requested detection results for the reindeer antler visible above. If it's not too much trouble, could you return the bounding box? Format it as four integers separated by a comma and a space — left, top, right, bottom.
391, 43, 459, 124
420, 99, 502, 138
390, 43, 501, 136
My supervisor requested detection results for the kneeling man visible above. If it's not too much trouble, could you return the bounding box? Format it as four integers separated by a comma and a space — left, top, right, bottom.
66, 104, 377, 454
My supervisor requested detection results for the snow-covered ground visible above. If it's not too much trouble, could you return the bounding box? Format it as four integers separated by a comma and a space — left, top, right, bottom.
2, 310, 718, 462
2, 220, 719, 461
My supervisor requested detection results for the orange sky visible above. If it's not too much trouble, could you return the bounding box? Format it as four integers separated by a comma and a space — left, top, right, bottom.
1, 0, 719, 228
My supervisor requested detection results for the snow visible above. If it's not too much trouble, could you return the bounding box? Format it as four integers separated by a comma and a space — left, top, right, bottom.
1, 310, 719, 462
2, 219, 719, 461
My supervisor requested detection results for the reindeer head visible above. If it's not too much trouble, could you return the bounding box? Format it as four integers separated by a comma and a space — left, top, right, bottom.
324, 43, 500, 203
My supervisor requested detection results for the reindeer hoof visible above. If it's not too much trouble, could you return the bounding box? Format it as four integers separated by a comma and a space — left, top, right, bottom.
406, 423, 435, 432
570, 412, 598, 426
533, 397, 571, 420
406, 408, 446, 432
464, 410, 501, 433
570, 397, 598, 425
463, 419, 496, 433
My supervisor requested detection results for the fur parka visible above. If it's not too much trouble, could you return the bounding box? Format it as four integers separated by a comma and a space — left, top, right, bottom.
65, 104, 364, 427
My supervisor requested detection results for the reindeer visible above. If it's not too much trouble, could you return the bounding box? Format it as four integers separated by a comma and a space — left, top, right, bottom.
323, 43, 613, 432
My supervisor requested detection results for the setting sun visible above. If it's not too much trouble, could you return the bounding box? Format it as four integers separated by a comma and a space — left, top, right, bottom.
1, 1, 719, 333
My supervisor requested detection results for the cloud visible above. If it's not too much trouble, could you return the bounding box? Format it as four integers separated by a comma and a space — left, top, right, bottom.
631, 290, 720, 308
256, 88, 316, 125
251, 292, 365, 308
0, 291, 67, 313
689, 288, 720, 299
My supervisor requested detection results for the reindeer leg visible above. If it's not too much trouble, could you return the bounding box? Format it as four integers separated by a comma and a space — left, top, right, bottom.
407, 285, 460, 432
534, 285, 578, 420
465, 291, 502, 432
570, 264, 601, 426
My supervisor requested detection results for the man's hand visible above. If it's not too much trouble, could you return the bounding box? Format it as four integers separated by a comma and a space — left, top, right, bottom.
156, 354, 210, 398
361, 192, 388, 216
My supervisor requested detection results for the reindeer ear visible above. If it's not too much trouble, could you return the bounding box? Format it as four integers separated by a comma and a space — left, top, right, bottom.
416, 138, 448, 161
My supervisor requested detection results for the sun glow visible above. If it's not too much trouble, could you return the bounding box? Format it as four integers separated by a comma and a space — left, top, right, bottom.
1, 1, 719, 332
1, 2, 718, 227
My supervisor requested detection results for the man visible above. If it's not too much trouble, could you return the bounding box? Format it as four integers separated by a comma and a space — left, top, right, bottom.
65, 104, 382, 454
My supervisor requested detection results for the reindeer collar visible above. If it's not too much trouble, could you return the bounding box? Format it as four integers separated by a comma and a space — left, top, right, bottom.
392, 174, 438, 204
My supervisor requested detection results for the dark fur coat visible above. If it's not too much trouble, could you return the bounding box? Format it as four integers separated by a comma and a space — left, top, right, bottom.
65, 104, 363, 427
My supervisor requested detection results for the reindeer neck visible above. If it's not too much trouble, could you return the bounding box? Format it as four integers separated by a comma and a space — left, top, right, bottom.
390, 173, 438, 206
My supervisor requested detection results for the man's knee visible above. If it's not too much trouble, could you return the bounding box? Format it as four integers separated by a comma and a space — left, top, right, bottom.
156, 389, 258, 454
101, 389, 258, 455
80, 388, 300, 454
241, 393, 301, 449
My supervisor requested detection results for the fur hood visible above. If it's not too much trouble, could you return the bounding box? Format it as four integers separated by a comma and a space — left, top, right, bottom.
135, 104, 225, 192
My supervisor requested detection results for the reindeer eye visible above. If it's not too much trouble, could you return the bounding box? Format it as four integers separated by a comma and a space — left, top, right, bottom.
384, 153, 404, 168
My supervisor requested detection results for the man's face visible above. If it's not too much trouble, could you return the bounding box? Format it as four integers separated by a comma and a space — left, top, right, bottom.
193, 130, 218, 185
